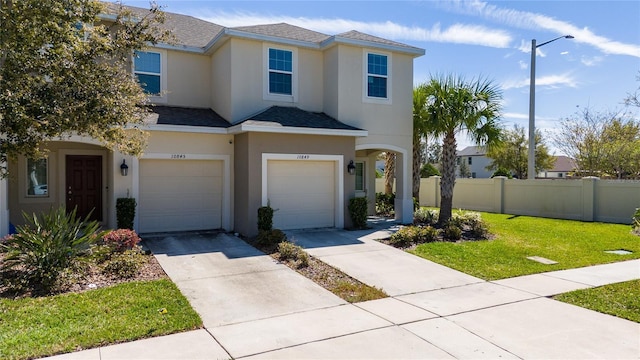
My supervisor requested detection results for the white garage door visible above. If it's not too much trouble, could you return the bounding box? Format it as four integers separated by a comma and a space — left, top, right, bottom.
139, 159, 223, 233
267, 160, 335, 230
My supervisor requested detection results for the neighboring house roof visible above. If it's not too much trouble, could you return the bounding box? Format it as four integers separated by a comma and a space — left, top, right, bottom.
241, 106, 362, 131
231, 23, 330, 43
145, 106, 231, 128
548, 156, 577, 172
457, 146, 487, 157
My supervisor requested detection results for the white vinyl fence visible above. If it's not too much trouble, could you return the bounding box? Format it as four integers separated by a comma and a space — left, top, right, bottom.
375, 177, 640, 224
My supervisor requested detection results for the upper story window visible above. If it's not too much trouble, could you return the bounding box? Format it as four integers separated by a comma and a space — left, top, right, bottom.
468, 157, 473, 165
263, 44, 298, 102
134, 50, 161, 95
269, 49, 292, 95
363, 50, 392, 104
367, 53, 387, 98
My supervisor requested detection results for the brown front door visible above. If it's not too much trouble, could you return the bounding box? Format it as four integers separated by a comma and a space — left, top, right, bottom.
66, 155, 102, 222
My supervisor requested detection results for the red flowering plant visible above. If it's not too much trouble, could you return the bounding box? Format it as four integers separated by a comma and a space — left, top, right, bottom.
102, 229, 141, 252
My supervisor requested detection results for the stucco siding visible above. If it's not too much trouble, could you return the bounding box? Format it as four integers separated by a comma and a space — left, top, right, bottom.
211, 41, 233, 121
166, 50, 211, 108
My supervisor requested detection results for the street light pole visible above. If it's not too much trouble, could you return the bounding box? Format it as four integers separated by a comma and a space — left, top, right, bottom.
527, 35, 574, 180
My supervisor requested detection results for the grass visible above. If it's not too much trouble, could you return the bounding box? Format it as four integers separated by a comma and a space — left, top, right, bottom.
330, 281, 387, 303
555, 280, 640, 323
0, 279, 202, 360
410, 212, 640, 280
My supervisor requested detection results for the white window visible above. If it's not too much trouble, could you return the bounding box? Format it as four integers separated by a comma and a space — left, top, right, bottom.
355, 162, 365, 191
263, 44, 298, 102
363, 50, 392, 104
468, 157, 472, 165
134, 50, 166, 102
27, 158, 48, 197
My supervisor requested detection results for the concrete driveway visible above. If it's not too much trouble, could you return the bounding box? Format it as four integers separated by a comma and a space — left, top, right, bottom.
48, 227, 640, 359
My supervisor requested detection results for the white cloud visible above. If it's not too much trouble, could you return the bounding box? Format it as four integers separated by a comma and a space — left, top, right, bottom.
580, 55, 603, 67
502, 72, 578, 90
445, 0, 640, 58
196, 11, 513, 48
518, 60, 528, 70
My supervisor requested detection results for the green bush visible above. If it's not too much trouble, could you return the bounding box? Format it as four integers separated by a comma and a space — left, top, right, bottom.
491, 168, 513, 179
633, 208, 640, 235
348, 197, 368, 229
420, 163, 441, 177
376, 192, 395, 215
277, 241, 309, 268
255, 229, 286, 248
257, 204, 274, 232
102, 249, 146, 278
0, 206, 105, 293
414, 208, 439, 226
443, 223, 462, 240
451, 210, 489, 238
389, 225, 439, 248
116, 198, 137, 230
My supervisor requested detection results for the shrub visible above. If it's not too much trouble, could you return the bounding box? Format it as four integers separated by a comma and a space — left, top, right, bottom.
633, 208, 640, 236
277, 241, 309, 268
451, 210, 489, 239
255, 229, 286, 249
376, 192, 395, 215
257, 204, 274, 232
491, 168, 513, 179
420, 163, 441, 177
443, 223, 462, 240
414, 208, 439, 226
102, 229, 141, 252
348, 197, 368, 229
389, 225, 439, 248
102, 249, 146, 278
116, 198, 137, 230
0, 206, 105, 293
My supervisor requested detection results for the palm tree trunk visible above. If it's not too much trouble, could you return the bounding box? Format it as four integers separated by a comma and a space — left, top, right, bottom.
438, 134, 457, 225
384, 152, 395, 194
412, 136, 423, 199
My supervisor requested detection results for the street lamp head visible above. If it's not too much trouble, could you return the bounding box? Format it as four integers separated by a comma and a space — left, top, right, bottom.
565, 35, 574, 39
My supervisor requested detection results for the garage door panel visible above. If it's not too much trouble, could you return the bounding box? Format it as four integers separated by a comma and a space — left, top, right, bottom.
268, 160, 336, 230
139, 160, 223, 233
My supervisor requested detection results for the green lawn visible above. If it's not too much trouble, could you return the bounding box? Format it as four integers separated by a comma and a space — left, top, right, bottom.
411, 212, 640, 280
0, 279, 202, 360
555, 280, 640, 323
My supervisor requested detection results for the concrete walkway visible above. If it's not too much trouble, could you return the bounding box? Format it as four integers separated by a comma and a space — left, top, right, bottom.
46, 226, 640, 359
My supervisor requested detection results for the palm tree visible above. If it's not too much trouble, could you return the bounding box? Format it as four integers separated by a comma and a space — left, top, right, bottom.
424, 74, 503, 225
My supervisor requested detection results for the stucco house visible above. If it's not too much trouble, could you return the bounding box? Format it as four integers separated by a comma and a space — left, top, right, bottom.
537, 155, 577, 178
0, 5, 424, 237
456, 146, 492, 178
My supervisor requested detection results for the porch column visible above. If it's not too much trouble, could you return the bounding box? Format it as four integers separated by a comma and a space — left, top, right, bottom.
394, 150, 413, 224
0, 169, 8, 236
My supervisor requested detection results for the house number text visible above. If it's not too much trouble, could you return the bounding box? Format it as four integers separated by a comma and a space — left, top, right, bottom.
297, 155, 310, 159
171, 154, 186, 159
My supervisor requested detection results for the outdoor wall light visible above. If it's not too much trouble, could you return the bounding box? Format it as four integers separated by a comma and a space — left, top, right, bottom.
347, 160, 356, 175
120, 159, 129, 176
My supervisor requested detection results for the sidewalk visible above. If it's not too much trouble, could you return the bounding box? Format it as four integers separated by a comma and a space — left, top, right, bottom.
45, 228, 640, 359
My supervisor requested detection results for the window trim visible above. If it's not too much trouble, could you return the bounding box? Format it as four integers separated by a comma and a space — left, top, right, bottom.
363, 49, 392, 104
133, 49, 167, 104
263, 44, 298, 102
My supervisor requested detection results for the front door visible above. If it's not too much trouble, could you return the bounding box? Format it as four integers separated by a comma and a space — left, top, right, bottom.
66, 155, 102, 222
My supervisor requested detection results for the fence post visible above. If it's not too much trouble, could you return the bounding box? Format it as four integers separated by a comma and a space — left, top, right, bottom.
493, 176, 506, 214
582, 176, 598, 221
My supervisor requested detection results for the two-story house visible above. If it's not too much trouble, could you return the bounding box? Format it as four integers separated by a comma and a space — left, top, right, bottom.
1, 5, 424, 237
456, 146, 492, 178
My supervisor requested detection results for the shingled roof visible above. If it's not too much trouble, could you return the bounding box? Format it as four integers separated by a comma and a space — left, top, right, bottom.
241, 106, 362, 131
103, 3, 423, 55
145, 106, 231, 128
231, 23, 330, 44
103, 3, 224, 48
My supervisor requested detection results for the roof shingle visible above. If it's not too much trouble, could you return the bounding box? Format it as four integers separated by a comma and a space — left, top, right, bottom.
231, 23, 330, 43
242, 106, 362, 131
145, 106, 231, 128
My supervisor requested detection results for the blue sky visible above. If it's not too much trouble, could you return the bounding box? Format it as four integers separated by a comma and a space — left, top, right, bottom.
118, 0, 640, 153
